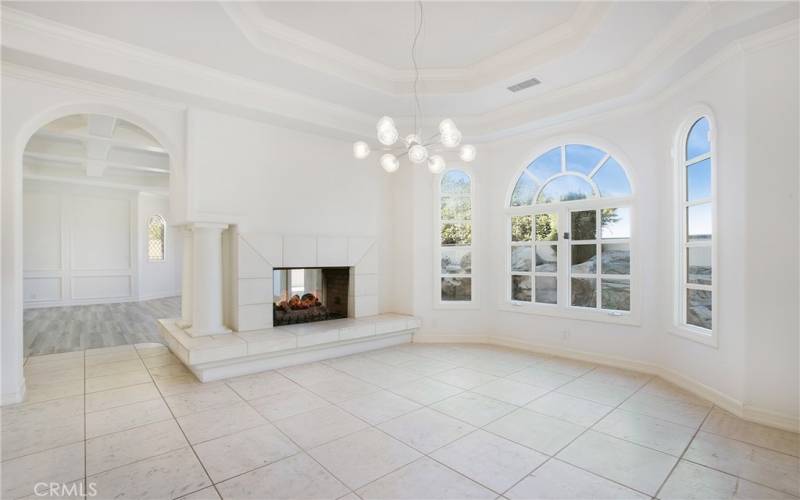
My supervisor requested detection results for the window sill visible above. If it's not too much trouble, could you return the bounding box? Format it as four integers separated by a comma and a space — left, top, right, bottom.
498, 302, 640, 326
668, 325, 718, 348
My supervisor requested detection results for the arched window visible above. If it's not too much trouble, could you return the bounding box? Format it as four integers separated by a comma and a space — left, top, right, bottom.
437, 169, 473, 304
677, 115, 714, 338
147, 214, 166, 261
507, 143, 633, 314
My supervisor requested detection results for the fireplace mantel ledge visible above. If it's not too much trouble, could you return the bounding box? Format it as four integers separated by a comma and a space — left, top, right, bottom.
158, 314, 421, 381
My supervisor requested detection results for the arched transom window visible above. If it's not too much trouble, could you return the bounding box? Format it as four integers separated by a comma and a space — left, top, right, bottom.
147, 214, 166, 261
507, 144, 633, 314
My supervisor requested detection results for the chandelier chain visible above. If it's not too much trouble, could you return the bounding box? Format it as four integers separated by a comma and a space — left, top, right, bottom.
412, 0, 423, 136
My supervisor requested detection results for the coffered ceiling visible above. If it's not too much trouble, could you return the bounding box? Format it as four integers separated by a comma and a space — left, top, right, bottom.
2, 1, 797, 139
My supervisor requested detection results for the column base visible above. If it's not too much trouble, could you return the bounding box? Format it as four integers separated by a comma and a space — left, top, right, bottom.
186, 325, 232, 337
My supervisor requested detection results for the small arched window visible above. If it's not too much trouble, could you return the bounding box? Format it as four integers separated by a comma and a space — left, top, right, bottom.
677, 115, 714, 339
147, 214, 166, 262
437, 169, 473, 304
507, 143, 633, 314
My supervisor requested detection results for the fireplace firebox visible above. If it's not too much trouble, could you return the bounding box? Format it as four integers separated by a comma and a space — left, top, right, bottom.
272, 267, 350, 326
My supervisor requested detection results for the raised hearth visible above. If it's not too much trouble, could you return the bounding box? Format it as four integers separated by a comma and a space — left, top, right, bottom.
159, 314, 421, 381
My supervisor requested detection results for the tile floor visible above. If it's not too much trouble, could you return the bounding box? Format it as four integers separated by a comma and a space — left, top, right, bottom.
2, 342, 798, 499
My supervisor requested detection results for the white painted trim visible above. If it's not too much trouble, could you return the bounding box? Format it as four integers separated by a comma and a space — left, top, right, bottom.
1, 376, 27, 406
222, 2, 609, 94
138, 290, 181, 301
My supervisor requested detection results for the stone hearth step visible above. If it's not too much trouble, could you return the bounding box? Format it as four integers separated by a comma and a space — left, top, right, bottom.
158, 314, 420, 382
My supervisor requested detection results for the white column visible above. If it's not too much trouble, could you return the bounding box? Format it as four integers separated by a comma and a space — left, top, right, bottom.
187, 222, 231, 337
177, 226, 193, 329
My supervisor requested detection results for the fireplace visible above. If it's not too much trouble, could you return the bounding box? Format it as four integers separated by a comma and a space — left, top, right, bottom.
272, 267, 350, 326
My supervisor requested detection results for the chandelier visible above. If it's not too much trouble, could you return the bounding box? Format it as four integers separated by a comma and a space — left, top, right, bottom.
352, 2, 475, 174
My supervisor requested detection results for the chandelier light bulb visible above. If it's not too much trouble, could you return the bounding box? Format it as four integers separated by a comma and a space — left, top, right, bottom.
376, 116, 395, 131
428, 155, 446, 174
439, 118, 457, 134
353, 141, 370, 159
377, 126, 399, 146
441, 128, 462, 148
380, 153, 400, 173
408, 144, 429, 164
405, 133, 421, 146
459, 144, 476, 162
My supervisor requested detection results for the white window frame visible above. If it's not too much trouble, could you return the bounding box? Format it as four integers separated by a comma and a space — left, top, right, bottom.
435, 166, 477, 309
147, 214, 166, 263
672, 107, 718, 347
502, 139, 638, 325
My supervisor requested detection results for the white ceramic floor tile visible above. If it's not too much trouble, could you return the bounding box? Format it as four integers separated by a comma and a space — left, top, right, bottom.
309, 427, 421, 489
379, 408, 475, 454
556, 378, 638, 407
338, 390, 421, 425
389, 378, 463, 405
86, 398, 172, 438
305, 374, 381, 403
86, 419, 188, 475
226, 371, 300, 400
430, 367, 499, 390
684, 431, 800, 496
395, 357, 458, 376
249, 385, 331, 421
557, 430, 678, 495
274, 405, 369, 449
1, 442, 84, 500
485, 408, 585, 455
431, 392, 517, 427
525, 392, 614, 427
506, 459, 648, 500
85, 358, 146, 378
357, 457, 496, 500
88, 446, 211, 500
176, 401, 268, 444
164, 383, 243, 417
593, 408, 697, 456
153, 374, 206, 396
701, 408, 799, 457
659, 460, 797, 500
178, 486, 222, 500
536, 357, 596, 377
580, 366, 651, 390
21, 378, 84, 404
471, 378, 550, 406
216, 453, 349, 500
85, 369, 153, 393
620, 391, 711, 428
194, 423, 300, 482
639, 378, 713, 407
278, 362, 347, 386
431, 430, 548, 493
85, 382, 161, 412
507, 366, 576, 391
1, 395, 84, 459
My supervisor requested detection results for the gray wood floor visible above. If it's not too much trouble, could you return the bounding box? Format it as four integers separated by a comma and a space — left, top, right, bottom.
23, 297, 180, 356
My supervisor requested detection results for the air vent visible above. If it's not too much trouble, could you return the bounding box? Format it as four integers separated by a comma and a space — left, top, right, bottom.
507, 77, 541, 93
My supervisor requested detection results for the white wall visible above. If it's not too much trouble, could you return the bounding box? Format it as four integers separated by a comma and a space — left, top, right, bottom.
138, 194, 182, 301
185, 108, 396, 314
22, 180, 181, 308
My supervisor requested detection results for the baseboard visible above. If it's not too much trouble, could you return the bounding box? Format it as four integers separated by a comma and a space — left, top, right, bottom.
139, 291, 181, 301
438, 334, 800, 433
1, 376, 26, 406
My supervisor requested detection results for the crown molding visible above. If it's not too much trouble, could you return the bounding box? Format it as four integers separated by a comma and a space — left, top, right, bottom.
1, 7, 376, 136
2, 5, 797, 145
221, 2, 610, 95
